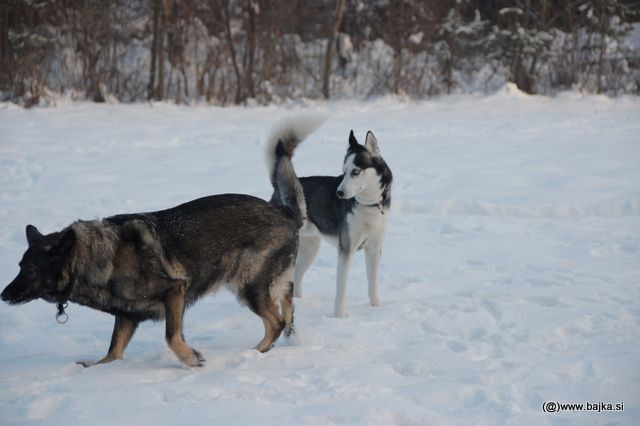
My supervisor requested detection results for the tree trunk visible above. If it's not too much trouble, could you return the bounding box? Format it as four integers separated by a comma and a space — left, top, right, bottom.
148, 0, 160, 100
155, 0, 168, 101
541, 0, 548, 30
322, 0, 346, 99
218, 0, 244, 104
391, 0, 405, 95
261, 0, 275, 88
245, 0, 257, 99
596, 5, 609, 95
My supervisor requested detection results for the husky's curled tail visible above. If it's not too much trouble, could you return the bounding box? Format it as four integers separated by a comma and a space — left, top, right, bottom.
266, 115, 326, 228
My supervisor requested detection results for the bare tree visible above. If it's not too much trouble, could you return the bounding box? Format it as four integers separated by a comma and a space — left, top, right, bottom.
322, 0, 346, 99
148, 0, 161, 100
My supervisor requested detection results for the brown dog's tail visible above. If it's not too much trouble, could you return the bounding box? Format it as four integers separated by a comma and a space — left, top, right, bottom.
266, 114, 326, 228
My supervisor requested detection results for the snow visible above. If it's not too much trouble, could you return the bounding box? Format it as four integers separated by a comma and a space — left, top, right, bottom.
1, 89, 639, 425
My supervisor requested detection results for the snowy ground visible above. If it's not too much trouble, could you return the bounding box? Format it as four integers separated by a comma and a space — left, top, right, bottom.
0, 87, 639, 425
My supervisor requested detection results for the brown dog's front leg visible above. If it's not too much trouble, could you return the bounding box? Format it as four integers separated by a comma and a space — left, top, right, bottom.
164, 281, 205, 368
77, 315, 139, 368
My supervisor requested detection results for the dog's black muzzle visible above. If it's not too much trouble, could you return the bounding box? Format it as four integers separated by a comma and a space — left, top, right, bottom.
1, 276, 38, 305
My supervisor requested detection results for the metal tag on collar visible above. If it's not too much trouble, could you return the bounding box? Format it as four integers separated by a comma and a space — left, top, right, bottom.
56, 302, 69, 324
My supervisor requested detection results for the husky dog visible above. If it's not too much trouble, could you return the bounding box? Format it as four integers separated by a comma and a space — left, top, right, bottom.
1, 124, 310, 368
267, 125, 392, 318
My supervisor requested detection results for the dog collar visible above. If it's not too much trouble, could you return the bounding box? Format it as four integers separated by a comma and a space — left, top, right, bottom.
54, 275, 77, 324
56, 302, 69, 324
360, 201, 385, 214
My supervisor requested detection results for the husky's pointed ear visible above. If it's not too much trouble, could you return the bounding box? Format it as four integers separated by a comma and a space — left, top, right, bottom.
26, 225, 44, 246
364, 131, 380, 157
348, 130, 360, 149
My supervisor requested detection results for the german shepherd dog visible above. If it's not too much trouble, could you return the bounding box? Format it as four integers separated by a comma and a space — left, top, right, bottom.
1, 121, 314, 368
268, 126, 392, 318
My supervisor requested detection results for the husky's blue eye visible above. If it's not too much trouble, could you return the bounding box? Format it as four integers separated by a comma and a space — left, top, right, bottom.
351, 169, 361, 177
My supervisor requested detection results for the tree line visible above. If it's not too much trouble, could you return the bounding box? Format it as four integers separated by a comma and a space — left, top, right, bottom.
1, 0, 639, 107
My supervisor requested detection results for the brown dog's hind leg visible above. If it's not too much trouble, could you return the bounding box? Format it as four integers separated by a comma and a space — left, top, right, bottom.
251, 289, 286, 352
244, 275, 289, 352
164, 281, 205, 368
77, 315, 139, 368
255, 305, 285, 353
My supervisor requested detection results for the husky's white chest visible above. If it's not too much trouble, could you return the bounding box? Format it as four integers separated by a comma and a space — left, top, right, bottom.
346, 205, 388, 250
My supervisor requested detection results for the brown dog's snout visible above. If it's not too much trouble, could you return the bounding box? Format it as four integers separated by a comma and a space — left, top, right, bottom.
1, 279, 14, 302
1, 276, 33, 304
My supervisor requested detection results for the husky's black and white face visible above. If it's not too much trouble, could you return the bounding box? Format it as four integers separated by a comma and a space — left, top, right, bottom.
336, 131, 392, 205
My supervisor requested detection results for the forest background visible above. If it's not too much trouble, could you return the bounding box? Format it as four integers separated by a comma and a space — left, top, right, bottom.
1, 0, 639, 107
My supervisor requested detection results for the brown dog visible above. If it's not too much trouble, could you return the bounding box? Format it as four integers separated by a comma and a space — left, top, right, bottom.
1, 119, 315, 368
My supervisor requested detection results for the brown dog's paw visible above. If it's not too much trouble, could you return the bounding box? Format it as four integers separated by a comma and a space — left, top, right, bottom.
284, 324, 295, 338
76, 360, 95, 368
191, 349, 206, 367
254, 341, 275, 353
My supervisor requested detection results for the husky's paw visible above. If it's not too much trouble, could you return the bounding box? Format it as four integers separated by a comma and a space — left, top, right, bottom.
370, 298, 381, 307
333, 309, 348, 318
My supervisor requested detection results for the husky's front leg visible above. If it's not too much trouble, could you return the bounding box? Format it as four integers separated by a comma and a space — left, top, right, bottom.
293, 233, 321, 298
334, 249, 353, 318
77, 315, 139, 367
365, 244, 382, 307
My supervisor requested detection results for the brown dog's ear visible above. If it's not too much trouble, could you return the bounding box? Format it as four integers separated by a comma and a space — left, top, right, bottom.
53, 228, 76, 255
26, 225, 44, 246
50, 228, 77, 293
